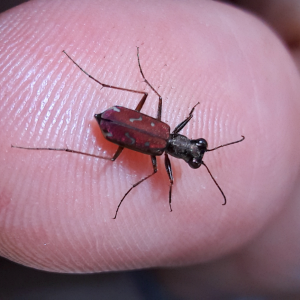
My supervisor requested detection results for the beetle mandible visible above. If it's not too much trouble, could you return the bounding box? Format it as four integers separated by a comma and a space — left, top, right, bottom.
12, 48, 245, 219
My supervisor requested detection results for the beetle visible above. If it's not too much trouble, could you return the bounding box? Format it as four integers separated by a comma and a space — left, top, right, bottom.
12, 48, 245, 219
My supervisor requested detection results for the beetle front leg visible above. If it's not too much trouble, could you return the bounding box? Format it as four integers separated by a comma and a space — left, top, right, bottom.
113, 155, 158, 219
172, 102, 200, 134
164, 153, 174, 212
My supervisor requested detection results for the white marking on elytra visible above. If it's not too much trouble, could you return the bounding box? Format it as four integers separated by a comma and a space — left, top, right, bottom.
112, 106, 121, 112
125, 132, 135, 145
151, 122, 155, 127
144, 142, 150, 147
105, 132, 113, 137
129, 116, 143, 122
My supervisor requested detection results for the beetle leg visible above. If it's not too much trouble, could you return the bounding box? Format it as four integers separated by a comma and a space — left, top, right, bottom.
11, 145, 124, 162
111, 146, 124, 161
164, 153, 174, 212
134, 92, 148, 112
113, 155, 158, 219
62, 50, 148, 105
136, 47, 163, 121
172, 102, 200, 134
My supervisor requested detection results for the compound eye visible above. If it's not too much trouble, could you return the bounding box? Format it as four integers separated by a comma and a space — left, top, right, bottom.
196, 138, 208, 148
188, 158, 201, 169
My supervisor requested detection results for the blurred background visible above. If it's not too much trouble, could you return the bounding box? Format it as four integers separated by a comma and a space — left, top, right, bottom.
0, 256, 170, 299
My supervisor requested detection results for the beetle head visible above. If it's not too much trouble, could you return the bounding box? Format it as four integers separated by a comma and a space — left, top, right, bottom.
188, 138, 208, 169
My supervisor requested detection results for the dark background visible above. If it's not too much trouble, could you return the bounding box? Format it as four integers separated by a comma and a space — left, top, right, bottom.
0, 0, 28, 13
0, 256, 168, 300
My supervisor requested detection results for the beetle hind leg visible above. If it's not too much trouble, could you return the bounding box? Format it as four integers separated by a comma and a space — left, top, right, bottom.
136, 47, 163, 121
113, 155, 158, 219
62, 50, 149, 109
11, 145, 124, 161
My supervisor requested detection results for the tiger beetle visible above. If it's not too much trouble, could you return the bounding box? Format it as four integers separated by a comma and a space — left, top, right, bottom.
12, 48, 245, 219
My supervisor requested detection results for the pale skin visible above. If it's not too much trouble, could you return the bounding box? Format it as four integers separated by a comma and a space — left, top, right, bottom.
1, 0, 300, 298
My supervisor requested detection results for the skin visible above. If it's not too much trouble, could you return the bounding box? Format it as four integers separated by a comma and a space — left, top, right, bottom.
1, 0, 300, 297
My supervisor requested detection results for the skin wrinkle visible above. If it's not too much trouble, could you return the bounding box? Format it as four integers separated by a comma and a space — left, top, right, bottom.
64, 172, 92, 270
224, 19, 263, 216
1, 1, 300, 296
